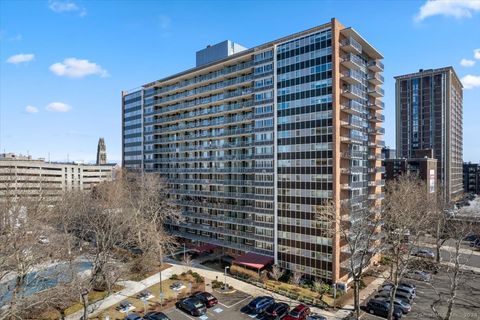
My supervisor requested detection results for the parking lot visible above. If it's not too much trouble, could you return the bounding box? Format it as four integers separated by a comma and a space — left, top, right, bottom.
160, 290, 255, 320
361, 268, 480, 320
160, 289, 325, 320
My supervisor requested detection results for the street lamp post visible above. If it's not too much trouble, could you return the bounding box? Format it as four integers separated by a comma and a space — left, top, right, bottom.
224, 266, 230, 290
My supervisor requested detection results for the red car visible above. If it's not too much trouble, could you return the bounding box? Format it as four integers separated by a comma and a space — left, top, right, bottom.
283, 304, 310, 320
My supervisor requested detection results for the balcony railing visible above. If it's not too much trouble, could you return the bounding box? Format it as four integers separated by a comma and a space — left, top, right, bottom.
368, 87, 385, 97
340, 53, 365, 70
153, 113, 254, 134
368, 100, 385, 110
368, 72, 384, 84
342, 85, 367, 100
152, 127, 254, 144
340, 100, 366, 115
340, 37, 362, 54
368, 113, 385, 122
341, 69, 366, 86
368, 60, 384, 72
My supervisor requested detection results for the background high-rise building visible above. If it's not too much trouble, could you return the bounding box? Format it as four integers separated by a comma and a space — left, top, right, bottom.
122, 18, 384, 284
395, 67, 463, 202
96, 137, 107, 165
463, 162, 479, 195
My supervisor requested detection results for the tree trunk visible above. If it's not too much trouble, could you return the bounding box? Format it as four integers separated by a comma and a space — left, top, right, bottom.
354, 278, 360, 319
445, 240, 461, 320
81, 291, 89, 320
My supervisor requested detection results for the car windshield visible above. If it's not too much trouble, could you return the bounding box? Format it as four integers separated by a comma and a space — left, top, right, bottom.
289, 310, 301, 317
194, 301, 204, 308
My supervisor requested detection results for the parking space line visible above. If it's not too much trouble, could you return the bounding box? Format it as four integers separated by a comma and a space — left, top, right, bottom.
165, 309, 196, 320
220, 296, 251, 308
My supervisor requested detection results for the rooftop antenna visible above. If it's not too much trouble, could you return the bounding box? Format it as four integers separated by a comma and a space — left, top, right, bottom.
67, 153, 69, 162
48, 152, 50, 163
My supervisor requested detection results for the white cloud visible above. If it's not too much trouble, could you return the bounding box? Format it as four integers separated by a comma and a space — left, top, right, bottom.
474, 49, 480, 60
49, 58, 109, 78
159, 15, 171, 29
25, 105, 39, 114
46, 102, 72, 112
461, 75, 480, 89
6, 53, 35, 64
460, 58, 476, 67
48, 0, 87, 17
415, 0, 480, 21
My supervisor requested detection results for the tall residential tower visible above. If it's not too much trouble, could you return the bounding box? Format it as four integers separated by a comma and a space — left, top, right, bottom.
122, 18, 385, 284
395, 67, 463, 202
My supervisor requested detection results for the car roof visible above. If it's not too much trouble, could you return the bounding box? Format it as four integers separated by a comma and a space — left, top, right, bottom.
292, 304, 308, 311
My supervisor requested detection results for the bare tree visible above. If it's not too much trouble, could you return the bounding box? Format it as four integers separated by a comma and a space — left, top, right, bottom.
382, 174, 434, 319
290, 271, 303, 286
50, 170, 180, 319
316, 200, 383, 318
182, 254, 193, 268
269, 264, 284, 282
429, 218, 478, 320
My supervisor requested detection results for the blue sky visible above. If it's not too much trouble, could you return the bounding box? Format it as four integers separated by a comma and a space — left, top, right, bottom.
1, 0, 479, 163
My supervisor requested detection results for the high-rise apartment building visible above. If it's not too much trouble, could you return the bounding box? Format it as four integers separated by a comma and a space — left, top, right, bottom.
395, 67, 463, 202
122, 18, 385, 284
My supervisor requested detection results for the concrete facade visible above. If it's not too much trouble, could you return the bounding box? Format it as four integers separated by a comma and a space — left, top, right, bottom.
0, 153, 116, 202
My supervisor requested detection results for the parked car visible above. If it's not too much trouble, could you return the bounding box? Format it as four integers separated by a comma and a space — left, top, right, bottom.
124, 314, 142, 320
284, 304, 311, 320
365, 298, 403, 319
116, 301, 135, 312
412, 249, 435, 259
381, 283, 416, 298
470, 239, 480, 248
404, 269, 431, 282
191, 291, 218, 308
143, 312, 171, 320
376, 297, 412, 314
375, 290, 413, 304
398, 281, 416, 290
245, 296, 275, 314
307, 315, 328, 320
176, 297, 207, 316
264, 302, 290, 319
170, 282, 186, 291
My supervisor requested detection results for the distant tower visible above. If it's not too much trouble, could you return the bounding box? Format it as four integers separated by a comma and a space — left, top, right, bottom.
96, 138, 107, 165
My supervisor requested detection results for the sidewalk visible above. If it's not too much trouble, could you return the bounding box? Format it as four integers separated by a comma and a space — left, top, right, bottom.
66, 267, 174, 320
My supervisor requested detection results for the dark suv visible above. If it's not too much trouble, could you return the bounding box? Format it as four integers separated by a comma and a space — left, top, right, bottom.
264, 302, 290, 319
176, 297, 207, 316
366, 298, 403, 319
192, 291, 218, 308
245, 296, 275, 314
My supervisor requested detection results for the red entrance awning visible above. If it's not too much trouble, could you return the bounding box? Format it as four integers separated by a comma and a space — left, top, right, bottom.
233, 252, 274, 270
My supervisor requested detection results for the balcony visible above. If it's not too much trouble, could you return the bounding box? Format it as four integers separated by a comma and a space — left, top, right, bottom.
340, 53, 365, 70
341, 117, 366, 130
341, 183, 351, 190
340, 100, 365, 115
368, 60, 384, 72
341, 70, 365, 85
368, 193, 385, 200
368, 179, 385, 187
368, 72, 384, 85
368, 127, 385, 135
340, 37, 362, 54
368, 100, 384, 111
368, 113, 385, 122
368, 153, 385, 161
341, 151, 365, 159
342, 85, 366, 100
368, 87, 385, 98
